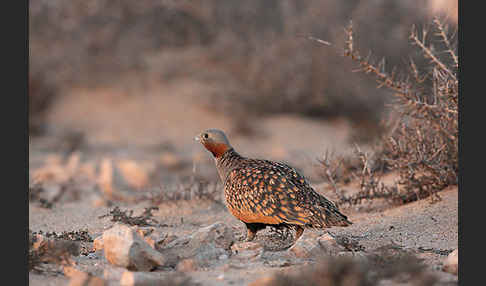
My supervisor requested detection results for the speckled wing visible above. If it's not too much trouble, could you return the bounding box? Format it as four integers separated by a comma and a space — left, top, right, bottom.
223, 160, 350, 228
268, 161, 351, 227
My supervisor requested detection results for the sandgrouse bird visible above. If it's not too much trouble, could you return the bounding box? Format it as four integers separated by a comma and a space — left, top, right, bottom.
195, 129, 352, 245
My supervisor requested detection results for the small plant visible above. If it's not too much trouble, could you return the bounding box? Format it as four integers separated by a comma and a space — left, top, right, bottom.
98, 206, 160, 227
34, 229, 93, 242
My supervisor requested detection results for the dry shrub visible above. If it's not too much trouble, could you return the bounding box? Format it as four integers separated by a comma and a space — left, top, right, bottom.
323, 17, 457, 206
349, 17, 457, 199
319, 146, 400, 206
98, 206, 160, 227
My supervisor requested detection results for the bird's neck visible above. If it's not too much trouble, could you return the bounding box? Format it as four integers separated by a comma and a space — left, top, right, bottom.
203, 141, 231, 158
215, 148, 244, 183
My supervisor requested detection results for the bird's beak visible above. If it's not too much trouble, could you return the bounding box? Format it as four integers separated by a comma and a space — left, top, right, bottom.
194, 135, 201, 142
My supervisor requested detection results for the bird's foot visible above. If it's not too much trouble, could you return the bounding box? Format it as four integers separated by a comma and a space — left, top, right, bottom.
286, 226, 305, 250
294, 226, 304, 242
245, 229, 256, 242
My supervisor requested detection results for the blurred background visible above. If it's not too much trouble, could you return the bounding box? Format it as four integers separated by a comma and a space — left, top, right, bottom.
29, 0, 458, 191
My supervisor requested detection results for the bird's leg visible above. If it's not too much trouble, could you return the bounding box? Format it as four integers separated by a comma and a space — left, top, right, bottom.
245, 223, 265, 242
293, 225, 305, 244
246, 228, 256, 242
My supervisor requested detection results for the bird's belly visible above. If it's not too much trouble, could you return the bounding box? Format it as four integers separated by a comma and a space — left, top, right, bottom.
225, 201, 281, 224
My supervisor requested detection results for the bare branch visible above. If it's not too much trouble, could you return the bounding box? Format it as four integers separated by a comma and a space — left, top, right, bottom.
433, 17, 458, 69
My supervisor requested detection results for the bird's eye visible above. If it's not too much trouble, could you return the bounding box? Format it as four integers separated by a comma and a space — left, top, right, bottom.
203, 133, 209, 139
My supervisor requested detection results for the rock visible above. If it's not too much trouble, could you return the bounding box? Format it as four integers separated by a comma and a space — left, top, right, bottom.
101, 223, 170, 271
161, 222, 234, 266
264, 259, 292, 268
191, 222, 234, 250
176, 258, 199, 272
231, 241, 263, 253
336, 251, 369, 264
30, 233, 79, 265
65, 267, 106, 286
289, 232, 345, 258
234, 248, 262, 261
442, 248, 458, 275
97, 158, 117, 200
119, 271, 192, 286
64, 266, 86, 278
117, 159, 150, 190
158, 234, 178, 248
248, 276, 278, 286
159, 152, 185, 170
218, 254, 229, 260
91, 195, 110, 207
290, 238, 319, 258
120, 271, 162, 286
103, 266, 126, 281
317, 233, 345, 256
68, 275, 105, 286
32, 233, 47, 250
134, 228, 175, 252
231, 241, 263, 261
136, 228, 156, 249
93, 236, 104, 251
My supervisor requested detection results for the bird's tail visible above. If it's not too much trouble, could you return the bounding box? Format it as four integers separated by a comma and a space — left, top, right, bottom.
328, 209, 353, 226
307, 204, 352, 228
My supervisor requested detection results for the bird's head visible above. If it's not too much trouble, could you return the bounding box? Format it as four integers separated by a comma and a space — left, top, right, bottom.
195, 129, 232, 158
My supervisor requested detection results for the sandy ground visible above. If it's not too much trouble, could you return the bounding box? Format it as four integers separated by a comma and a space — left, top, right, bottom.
29, 86, 458, 285
29, 187, 458, 285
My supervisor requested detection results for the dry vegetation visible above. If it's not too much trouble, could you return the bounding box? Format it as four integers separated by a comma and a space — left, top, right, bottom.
320, 17, 458, 207
257, 244, 442, 286
29, 1, 458, 285
98, 206, 161, 227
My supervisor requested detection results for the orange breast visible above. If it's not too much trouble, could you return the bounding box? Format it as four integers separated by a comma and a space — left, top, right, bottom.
226, 204, 282, 224
203, 142, 230, 158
